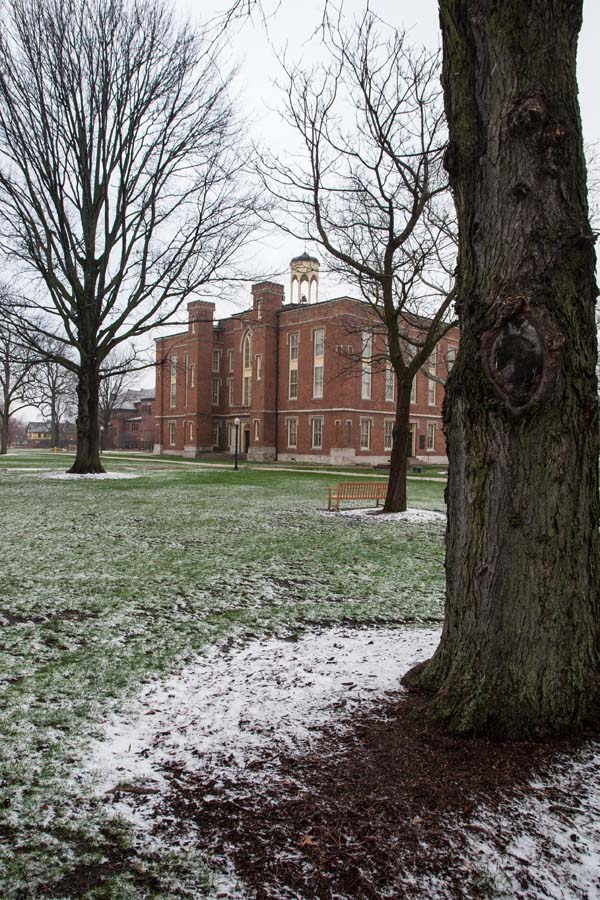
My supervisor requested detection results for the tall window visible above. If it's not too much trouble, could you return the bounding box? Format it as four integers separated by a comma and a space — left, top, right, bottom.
228, 377, 234, 405
289, 331, 299, 399
427, 422, 436, 450
313, 328, 324, 399
311, 417, 323, 449
289, 367, 298, 400
385, 364, 394, 402
228, 349, 234, 372
287, 418, 298, 448
242, 333, 252, 407
411, 378, 417, 404
212, 422, 220, 447
256, 299, 263, 319
212, 349, 221, 372
256, 354, 262, 382
184, 352, 189, 407
190, 364, 196, 388
361, 332, 372, 400
254, 418, 260, 441
169, 421, 176, 446
188, 421, 194, 443
169, 354, 177, 407
428, 348, 437, 406
384, 419, 394, 451
212, 377, 220, 406
243, 333, 252, 368
360, 417, 371, 450
447, 347, 456, 373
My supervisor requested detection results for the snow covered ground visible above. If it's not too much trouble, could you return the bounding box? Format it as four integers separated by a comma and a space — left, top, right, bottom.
84, 627, 600, 900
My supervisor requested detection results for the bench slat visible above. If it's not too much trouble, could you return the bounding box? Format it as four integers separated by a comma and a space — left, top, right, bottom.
328, 481, 388, 511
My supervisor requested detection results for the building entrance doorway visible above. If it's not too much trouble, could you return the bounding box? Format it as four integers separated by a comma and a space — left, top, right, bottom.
243, 426, 250, 453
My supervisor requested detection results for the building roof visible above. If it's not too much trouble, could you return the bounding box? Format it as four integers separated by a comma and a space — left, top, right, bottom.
291, 251, 319, 264
27, 421, 48, 432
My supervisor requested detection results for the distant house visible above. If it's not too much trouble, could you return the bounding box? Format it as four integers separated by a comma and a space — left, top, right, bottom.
26, 422, 50, 448
26, 421, 76, 449
108, 389, 155, 451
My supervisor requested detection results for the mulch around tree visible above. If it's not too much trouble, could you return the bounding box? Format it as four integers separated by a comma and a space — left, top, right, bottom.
156, 694, 597, 900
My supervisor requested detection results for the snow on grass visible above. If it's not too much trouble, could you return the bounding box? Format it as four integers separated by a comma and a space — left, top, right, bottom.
0, 463, 446, 899
83, 625, 600, 900
325, 506, 447, 524
41, 470, 143, 480
85, 626, 440, 798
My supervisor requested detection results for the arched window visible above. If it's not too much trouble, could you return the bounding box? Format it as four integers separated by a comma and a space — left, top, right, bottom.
243, 333, 252, 369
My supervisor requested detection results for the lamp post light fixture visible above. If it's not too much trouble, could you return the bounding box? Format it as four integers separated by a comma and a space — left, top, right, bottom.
234, 417, 240, 471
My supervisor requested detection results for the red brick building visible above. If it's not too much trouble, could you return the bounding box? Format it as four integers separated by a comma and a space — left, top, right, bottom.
154, 257, 458, 465
108, 389, 156, 451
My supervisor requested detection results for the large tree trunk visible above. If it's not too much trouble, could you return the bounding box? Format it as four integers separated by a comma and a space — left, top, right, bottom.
68, 359, 104, 474
0, 413, 8, 454
403, 0, 600, 737
384, 378, 413, 513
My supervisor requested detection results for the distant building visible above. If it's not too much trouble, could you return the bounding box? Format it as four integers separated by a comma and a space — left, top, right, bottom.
108, 389, 156, 451
154, 256, 459, 465
26, 421, 76, 448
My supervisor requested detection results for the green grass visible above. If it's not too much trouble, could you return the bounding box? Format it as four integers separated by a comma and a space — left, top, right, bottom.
0, 451, 447, 900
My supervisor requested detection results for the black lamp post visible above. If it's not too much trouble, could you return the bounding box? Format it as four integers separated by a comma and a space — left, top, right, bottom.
234, 417, 240, 470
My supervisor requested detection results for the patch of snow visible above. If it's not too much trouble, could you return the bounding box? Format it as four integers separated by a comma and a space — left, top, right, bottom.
325, 506, 446, 524
41, 471, 141, 480
85, 627, 439, 798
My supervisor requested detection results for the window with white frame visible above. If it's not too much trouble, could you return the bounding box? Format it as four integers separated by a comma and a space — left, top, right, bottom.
228, 377, 234, 405
384, 419, 394, 451
313, 365, 324, 399
184, 352, 189, 407
256, 354, 262, 382
243, 376, 251, 407
428, 348, 437, 406
188, 421, 194, 443
228, 349, 234, 372
190, 364, 196, 388
211, 422, 219, 447
254, 418, 260, 441
242, 333, 252, 407
447, 347, 456, 373
360, 417, 371, 450
361, 332, 372, 400
311, 416, 323, 449
256, 299, 263, 319
211, 377, 220, 406
313, 328, 324, 399
287, 417, 298, 448
314, 328, 324, 358
385, 364, 394, 402
212, 349, 221, 372
411, 378, 417, 404
289, 366, 298, 400
169, 421, 176, 446
289, 332, 299, 399
169, 354, 177, 407
427, 422, 436, 450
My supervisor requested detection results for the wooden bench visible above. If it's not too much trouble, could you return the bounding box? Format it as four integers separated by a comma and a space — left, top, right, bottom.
327, 481, 388, 511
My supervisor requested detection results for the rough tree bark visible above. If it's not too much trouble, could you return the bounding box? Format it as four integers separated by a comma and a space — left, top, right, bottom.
403, 0, 600, 737
70, 357, 103, 474
384, 378, 413, 512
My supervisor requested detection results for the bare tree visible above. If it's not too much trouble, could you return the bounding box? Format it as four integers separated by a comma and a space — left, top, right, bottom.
0, 303, 37, 453
31, 337, 77, 447
98, 348, 140, 435
0, 0, 259, 473
260, 12, 456, 511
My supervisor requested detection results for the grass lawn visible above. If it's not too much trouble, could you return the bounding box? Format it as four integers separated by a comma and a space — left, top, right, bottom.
0, 451, 446, 899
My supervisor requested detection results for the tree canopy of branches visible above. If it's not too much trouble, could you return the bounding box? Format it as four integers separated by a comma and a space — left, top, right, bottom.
98, 348, 140, 434
403, 0, 599, 738
0, 0, 258, 473
31, 337, 77, 447
0, 289, 37, 453
260, 12, 456, 511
